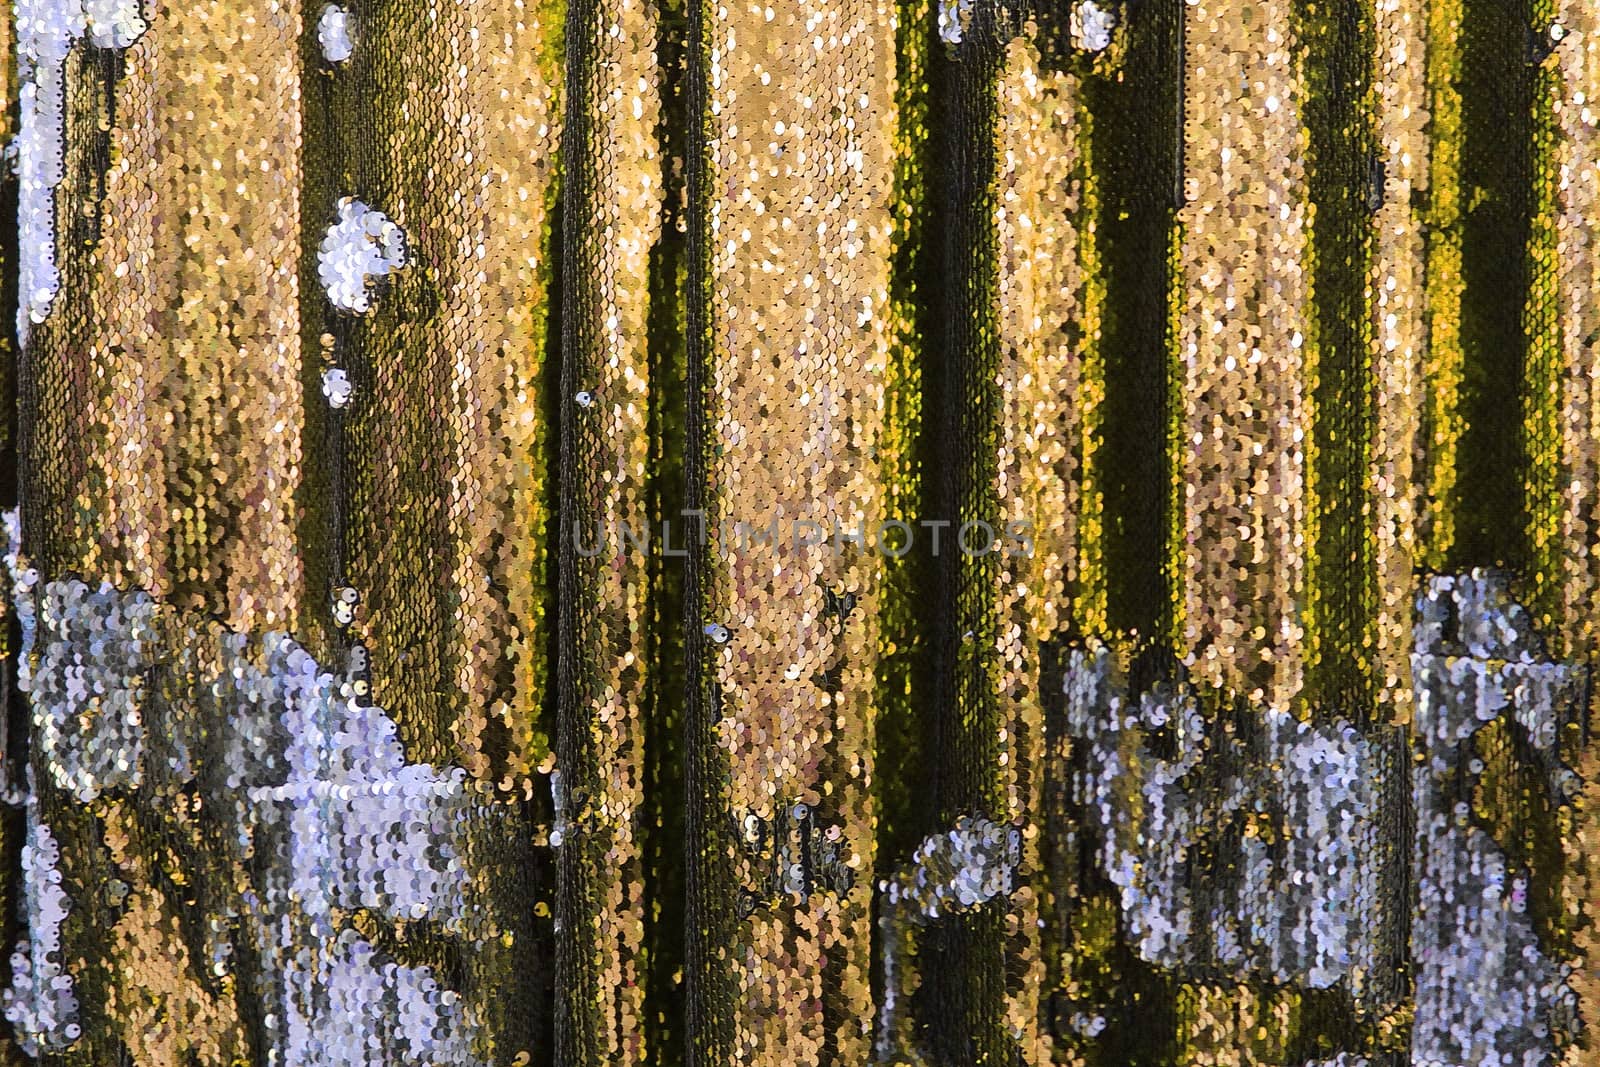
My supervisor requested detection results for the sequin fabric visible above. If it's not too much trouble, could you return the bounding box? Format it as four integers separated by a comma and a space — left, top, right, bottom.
0, 0, 1597, 1064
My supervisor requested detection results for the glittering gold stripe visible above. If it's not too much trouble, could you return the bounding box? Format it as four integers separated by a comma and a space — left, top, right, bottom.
701, 0, 894, 1054
559, 0, 664, 1055
1177, 0, 1310, 710
78, 29, 171, 596
1371, 0, 1428, 717
443, 0, 563, 788
994, 37, 1080, 1065
997, 39, 1080, 679
345, 0, 560, 781
484, 0, 565, 786
1419, 0, 1464, 572
169, 0, 305, 633
37, 0, 305, 628
1545, 0, 1600, 659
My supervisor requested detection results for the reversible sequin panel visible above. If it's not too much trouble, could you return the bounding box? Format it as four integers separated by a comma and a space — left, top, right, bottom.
11, 0, 309, 1061
1063, 644, 1408, 1005
0, 0, 1597, 1063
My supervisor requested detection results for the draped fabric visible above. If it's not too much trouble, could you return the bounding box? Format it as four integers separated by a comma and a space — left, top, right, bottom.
0, 0, 1595, 1064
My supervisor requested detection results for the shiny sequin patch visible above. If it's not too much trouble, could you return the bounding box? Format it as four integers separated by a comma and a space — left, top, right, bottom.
3, 784, 75, 1055
15, 0, 148, 340
317, 199, 408, 315
316, 3, 352, 63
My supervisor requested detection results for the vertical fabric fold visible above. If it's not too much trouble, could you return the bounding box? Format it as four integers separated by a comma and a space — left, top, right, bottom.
917, 7, 1008, 1062
1533, 0, 1600, 659
1176, 0, 1310, 711
554, 0, 663, 1057
877, 22, 1086, 1065
682, 0, 896, 1057
1369, 0, 1427, 718
324, 0, 564, 1057
337, 0, 561, 785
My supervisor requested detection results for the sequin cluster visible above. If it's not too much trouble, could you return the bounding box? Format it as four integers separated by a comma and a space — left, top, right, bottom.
553, 0, 663, 1051
1064, 645, 1401, 997
24, 580, 156, 802
317, 199, 408, 315
1059, 572, 1586, 1061
2, 785, 76, 1056
880, 815, 1020, 919
14, 0, 147, 341
1410, 573, 1583, 1066
4, 507, 494, 1061
1071, 1, 1116, 53
317, 3, 353, 63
